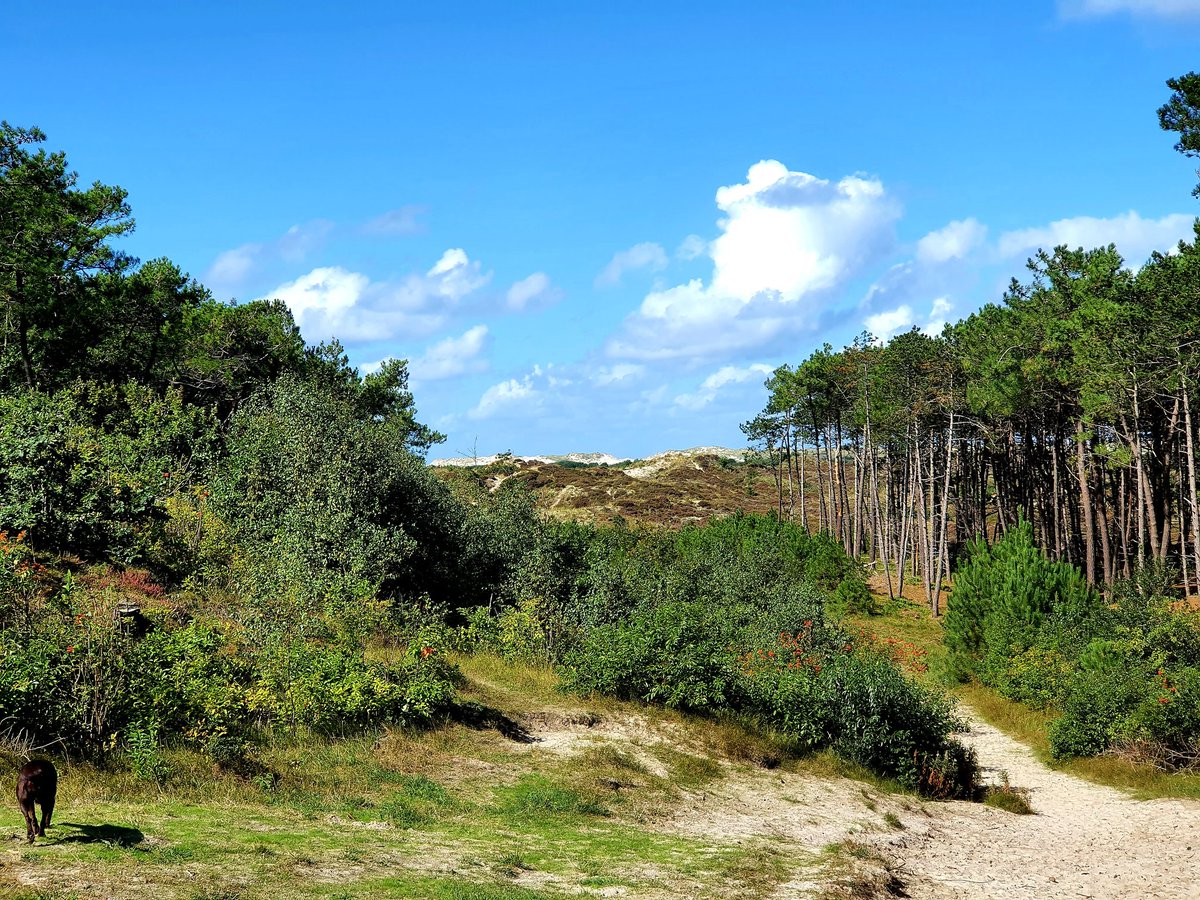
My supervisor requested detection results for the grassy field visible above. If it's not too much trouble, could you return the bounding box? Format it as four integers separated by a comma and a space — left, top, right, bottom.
0, 655, 847, 900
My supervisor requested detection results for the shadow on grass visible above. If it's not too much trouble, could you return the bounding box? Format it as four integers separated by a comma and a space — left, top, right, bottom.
54, 822, 144, 847
451, 701, 536, 743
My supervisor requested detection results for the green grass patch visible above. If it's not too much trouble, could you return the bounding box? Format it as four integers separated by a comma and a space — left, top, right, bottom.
495, 775, 609, 818
982, 787, 1034, 815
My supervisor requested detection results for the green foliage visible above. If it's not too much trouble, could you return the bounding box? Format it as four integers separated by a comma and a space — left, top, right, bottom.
944, 522, 1098, 682
561, 600, 741, 712
948, 527, 1200, 765
0, 382, 218, 564
1159, 70, 1200, 196
544, 514, 974, 796
0, 122, 135, 390
214, 376, 461, 618
825, 651, 974, 796
258, 639, 458, 733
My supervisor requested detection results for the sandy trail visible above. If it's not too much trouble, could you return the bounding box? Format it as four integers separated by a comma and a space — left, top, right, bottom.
880, 709, 1200, 899
526, 705, 1200, 898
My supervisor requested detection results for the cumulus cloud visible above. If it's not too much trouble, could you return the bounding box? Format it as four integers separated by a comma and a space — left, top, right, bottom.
506, 272, 561, 311
674, 363, 773, 411
596, 242, 669, 287
1060, 0, 1200, 17
996, 211, 1195, 266
361, 205, 428, 236
865, 305, 915, 340
408, 325, 490, 382
607, 160, 900, 361
261, 248, 491, 344
865, 296, 953, 342
916, 218, 988, 264
924, 297, 953, 336
468, 364, 572, 420
205, 219, 334, 296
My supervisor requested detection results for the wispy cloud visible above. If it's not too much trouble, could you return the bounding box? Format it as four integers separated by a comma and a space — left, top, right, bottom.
506, 272, 562, 311
468, 364, 573, 420
674, 363, 773, 411
1060, 0, 1200, 18
361, 205, 428, 236
205, 219, 334, 296
596, 242, 669, 287
995, 211, 1195, 265
408, 325, 490, 382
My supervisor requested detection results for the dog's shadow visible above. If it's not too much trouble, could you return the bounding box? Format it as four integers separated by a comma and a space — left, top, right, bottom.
53, 822, 144, 847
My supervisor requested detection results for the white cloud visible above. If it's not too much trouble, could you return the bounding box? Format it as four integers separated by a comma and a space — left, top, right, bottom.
916, 218, 988, 264
674, 363, 773, 411
593, 363, 646, 386
506, 272, 561, 311
361, 205, 427, 236
427, 248, 490, 300
676, 234, 708, 260
996, 211, 1195, 266
468, 364, 572, 420
865, 297, 954, 343
865, 306, 915, 340
205, 220, 333, 296
607, 160, 899, 360
409, 325, 490, 382
924, 297, 953, 336
596, 242, 669, 287
261, 248, 492, 344
1061, 0, 1200, 17
469, 377, 537, 420
207, 246, 257, 287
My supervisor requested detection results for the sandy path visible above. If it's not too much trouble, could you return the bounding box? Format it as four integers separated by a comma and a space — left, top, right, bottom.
881, 709, 1200, 899
517, 702, 1200, 898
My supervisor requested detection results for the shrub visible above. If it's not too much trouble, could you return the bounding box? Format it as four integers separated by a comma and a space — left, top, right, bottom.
258, 638, 458, 733
0, 383, 218, 566
560, 600, 739, 712
945, 522, 1098, 692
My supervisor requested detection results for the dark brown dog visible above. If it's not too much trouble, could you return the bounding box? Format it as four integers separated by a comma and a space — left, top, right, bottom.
16, 760, 56, 843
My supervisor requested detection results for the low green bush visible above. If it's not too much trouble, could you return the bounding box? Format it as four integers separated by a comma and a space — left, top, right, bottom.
948, 524, 1200, 765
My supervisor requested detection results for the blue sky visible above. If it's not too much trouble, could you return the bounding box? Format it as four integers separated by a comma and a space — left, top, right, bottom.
7, 0, 1200, 457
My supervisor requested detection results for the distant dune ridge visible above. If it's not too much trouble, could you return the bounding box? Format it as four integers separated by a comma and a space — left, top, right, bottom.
430, 446, 748, 471
429, 446, 770, 527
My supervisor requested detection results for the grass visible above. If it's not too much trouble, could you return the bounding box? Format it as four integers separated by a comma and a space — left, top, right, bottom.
983, 788, 1034, 815
0, 654, 832, 900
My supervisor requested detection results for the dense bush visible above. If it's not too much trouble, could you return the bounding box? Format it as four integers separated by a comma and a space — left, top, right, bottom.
214, 376, 464, 616
0, 542, 458, 763
495, 512, 979, 797
0, 382, 218, 566
947, 525, 1200, 765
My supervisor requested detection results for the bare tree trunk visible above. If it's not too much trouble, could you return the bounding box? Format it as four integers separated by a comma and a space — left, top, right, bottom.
895, 434, 912, 598
1075, 418, 1096, 585
1184, 385, 1200, 596
912, 428, 932, 608
799, 431, 809, 531
932, 406, 955, 616
813, 415, 828, 532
